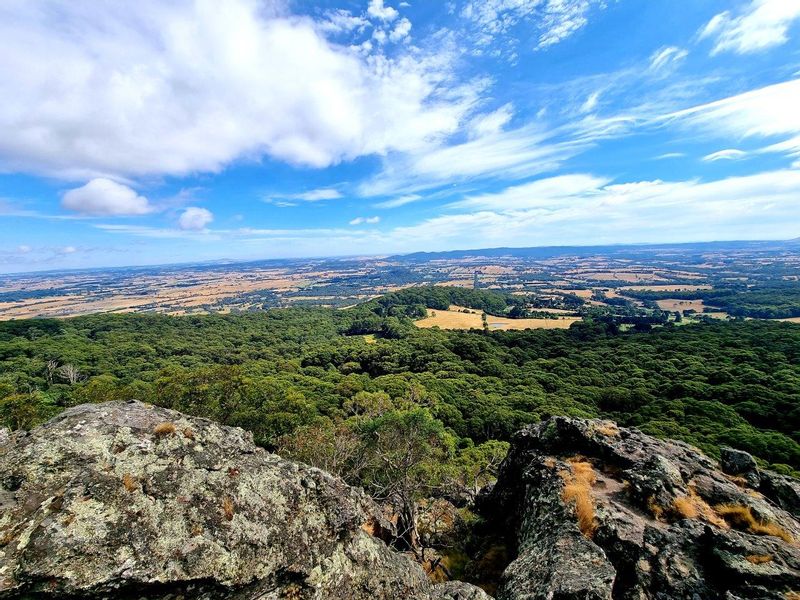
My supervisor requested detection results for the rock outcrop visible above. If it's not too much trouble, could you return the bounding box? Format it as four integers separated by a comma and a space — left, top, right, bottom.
0, 401, 486, 600
478, 417, 800, 600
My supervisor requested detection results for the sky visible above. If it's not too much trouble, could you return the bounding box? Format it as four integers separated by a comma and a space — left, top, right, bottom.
1, 0, 800, 273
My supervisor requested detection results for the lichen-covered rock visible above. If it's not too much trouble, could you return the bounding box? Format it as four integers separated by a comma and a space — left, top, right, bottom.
0, 401, 485, 600
430, 581, 493, 599
478, 417, 800, 600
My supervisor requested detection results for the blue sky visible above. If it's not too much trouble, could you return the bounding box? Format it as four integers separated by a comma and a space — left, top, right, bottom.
1, 0, 800, 272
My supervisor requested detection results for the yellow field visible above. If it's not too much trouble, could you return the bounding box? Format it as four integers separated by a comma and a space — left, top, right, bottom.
415, 306, 581, 331
779, 317, 800, 323
620, 284, 712, 292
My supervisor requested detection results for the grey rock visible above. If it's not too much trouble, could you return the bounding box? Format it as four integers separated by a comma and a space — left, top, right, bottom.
431, 581, 493, 599
720, 447, 761, 488
479, 416, 800, 600
0, 401, 487, 600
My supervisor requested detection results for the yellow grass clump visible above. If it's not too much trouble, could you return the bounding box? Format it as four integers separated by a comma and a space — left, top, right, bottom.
715, 504, 794, 544
153, 422, 176, 436
560, 459, 597, 537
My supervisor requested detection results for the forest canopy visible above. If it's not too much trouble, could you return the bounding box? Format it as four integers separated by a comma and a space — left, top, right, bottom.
1, 295, 799, 479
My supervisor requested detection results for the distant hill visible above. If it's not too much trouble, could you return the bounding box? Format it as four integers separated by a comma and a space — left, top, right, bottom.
391, 239, 800, 262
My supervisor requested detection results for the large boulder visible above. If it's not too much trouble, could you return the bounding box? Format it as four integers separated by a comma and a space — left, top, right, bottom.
478, 417, 800, 600
0, 401, 485, 600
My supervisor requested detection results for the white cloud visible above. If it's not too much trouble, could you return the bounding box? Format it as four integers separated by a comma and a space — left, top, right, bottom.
289, 188, 343, 202
469, 104, 514, 138
461, 0, 606, 52
389, 17, 412, 42
0, 0, 476, 179
318, 9, 370, 35
702, 149, 747, 162
580, 91, 601, 114
385, 169, 800, 248
178, 207, 214, 231
62, 178, 152, 216
17, 245, 32, 254
667, 79, 800, 161
360, 124, 588, 196
349, 216, 381, 225
648, 46, 688, 72
700, 0, 800, 55
374, 194, 423, 209
448, 174, 609, 210
368, 0, 399, 22
61, 246, 78, 254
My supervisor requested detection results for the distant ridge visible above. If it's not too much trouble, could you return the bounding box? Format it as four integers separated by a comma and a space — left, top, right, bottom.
391, 238, 800, 262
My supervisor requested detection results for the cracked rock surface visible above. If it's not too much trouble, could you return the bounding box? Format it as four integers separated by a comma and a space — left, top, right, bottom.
478, 416, 800, 600
0, 401, 484, 600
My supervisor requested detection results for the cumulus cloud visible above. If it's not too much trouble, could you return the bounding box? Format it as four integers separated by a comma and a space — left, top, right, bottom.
389, 17, 412, 42
368, 0, 399, 22
62, 178, 152, 216
0, 0, 476, 180
699, 0, 800, 55
178, 207, 214, 231
349, 216, 381, 225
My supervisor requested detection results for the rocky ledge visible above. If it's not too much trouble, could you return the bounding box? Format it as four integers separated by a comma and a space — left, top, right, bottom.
0, 400, 488, 600
478, 417, 800, 599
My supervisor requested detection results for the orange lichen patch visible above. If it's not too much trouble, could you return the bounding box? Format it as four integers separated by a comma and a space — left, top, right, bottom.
715, 504, 794, 543
560, 459, 597, 537
183, 427, 195, 440
121, 473, 137, 492
153, 422, 176, 436
745, 554, 773, 564
222, 496, 235, 521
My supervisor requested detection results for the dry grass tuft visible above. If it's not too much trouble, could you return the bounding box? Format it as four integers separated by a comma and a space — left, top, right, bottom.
786, 592, 800, 600
561, 459, 597, 537
745, 554, 773, 564
715, 504, 794, 544
594, 422, 619, 437
183, 427, 195, 440
153, 422, 176, 437
671, 495, 699, 519
121, 473, 137, 492
222, 496, 235, 521
661, 488, 727, 528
